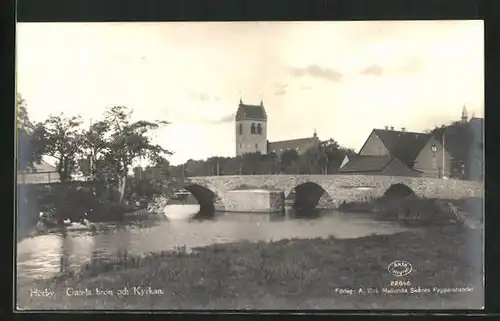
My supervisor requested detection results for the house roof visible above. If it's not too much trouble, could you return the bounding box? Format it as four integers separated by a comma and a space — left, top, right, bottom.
339, 155, 394, 173
235, 101, 267, 121
31, 160, 57, 173
339, 155, 421, 175
369, 129, 430, 167
268, 137, 320, 154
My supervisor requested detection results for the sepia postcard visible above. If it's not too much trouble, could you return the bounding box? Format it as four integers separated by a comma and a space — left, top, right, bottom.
15, 21, 484, 310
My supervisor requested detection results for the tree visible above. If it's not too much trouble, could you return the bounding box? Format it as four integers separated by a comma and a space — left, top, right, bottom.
103, 106, 172, 203
16, 94, 47, 171
16, 94, 32, 131
219, 157, 242, 175
79, 120, 110, 181
260, 152, 280, 174
42, 114, 84, 183
299, 139, 348, 174
280, 149, 300, 174
241, 152, 264, 175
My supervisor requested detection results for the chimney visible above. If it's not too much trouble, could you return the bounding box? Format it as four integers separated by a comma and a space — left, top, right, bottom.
390, 126, 394, 131
384, 126, 388, 130
401, 127, 406, 132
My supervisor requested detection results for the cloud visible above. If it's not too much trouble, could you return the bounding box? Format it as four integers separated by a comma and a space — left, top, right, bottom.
185, 90, 219, 102
289, 64, 343, 82
273, 82, 288, 96
300, 85, 312, 91
274, 89, 287, 96
177, 113, 234, 125
208, 113, 234, 124
361, 64, 383, 76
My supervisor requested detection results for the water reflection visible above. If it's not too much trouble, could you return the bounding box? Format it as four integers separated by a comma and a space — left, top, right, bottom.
17, 209, 410, 282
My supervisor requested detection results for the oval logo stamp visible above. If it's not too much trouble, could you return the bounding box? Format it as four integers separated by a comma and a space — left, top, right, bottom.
388, 260, 413, 277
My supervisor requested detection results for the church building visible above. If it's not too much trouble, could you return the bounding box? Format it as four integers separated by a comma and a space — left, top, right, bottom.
235, 98, 320, 157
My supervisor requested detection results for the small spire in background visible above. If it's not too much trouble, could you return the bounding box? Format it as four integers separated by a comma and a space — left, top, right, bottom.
313, 128, 317, 137
461, 104, 468, 123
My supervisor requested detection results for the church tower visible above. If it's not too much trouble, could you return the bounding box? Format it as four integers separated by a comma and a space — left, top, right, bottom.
461, 105, 468, 123
235, 98, 268, 156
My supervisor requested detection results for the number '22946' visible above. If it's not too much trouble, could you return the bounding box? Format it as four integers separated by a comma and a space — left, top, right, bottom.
390, 280, 411, 287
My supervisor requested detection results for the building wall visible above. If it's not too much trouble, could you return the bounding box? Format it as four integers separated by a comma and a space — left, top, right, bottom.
340, 156, 350, 168
17, 171, 60, 184
414, 137, 452, 178
358, 132, 390, 156
235, 120, 268, 156
17, 161, 61, 184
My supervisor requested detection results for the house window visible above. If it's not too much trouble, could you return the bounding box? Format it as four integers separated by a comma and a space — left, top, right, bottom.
239, 143, 242, 148
239, 124, 243, 135
255, 143, 258, 149
251, 123, 256, 134
280, 149, 283, 152
257, 123, 262, 135
272, 150, 276, 153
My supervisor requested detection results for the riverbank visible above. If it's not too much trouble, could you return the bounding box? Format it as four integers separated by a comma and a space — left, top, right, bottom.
17, 225, 482, 310
338, 196, 483, 227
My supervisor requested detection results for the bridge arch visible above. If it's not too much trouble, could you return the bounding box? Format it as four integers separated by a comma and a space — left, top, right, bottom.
383, 183, 415, 199
288, 181, 333, 211
184, 183, 222, 218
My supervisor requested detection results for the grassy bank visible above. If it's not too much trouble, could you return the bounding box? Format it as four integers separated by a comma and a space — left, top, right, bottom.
17, 225, 482, 310
338, 196, 483, 227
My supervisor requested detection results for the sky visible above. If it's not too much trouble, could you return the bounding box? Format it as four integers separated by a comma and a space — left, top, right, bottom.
17, 21, 484, 166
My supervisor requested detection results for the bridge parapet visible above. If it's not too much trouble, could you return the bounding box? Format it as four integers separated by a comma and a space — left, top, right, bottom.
187, 174, 483, 210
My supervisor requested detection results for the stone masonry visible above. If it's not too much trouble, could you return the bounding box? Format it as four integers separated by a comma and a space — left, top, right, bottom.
189, 174, 484, 210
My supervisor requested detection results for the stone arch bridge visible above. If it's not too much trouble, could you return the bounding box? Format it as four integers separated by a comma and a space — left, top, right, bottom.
184, 174, 483, 212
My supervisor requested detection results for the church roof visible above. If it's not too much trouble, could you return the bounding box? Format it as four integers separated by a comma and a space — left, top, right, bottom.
235, 101, 267, 121
367, 129, 430, 167
268, 137, 319, 154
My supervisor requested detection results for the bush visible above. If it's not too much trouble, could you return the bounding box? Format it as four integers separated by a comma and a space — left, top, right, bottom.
339, 195, 474, 227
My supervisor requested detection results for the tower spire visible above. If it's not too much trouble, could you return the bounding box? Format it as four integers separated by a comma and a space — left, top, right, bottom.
313, 128, 317, 138
461, 104, 468, 123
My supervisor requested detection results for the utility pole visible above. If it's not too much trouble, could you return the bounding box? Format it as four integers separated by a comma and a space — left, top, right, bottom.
216, 160, 220, 176
442, 132, 446, 178
89, 118, 94, 182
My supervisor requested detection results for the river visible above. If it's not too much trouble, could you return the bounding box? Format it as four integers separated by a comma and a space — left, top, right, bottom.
16, 209, 410, 285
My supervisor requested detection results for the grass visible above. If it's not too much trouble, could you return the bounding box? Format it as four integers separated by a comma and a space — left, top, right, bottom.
17, 225, 483, 310
338, 196, 483, 227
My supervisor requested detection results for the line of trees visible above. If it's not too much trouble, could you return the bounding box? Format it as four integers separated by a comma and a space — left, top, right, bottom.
17, 92, 357, 204
168, 139, 356, 178
16, 94, 172, 204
